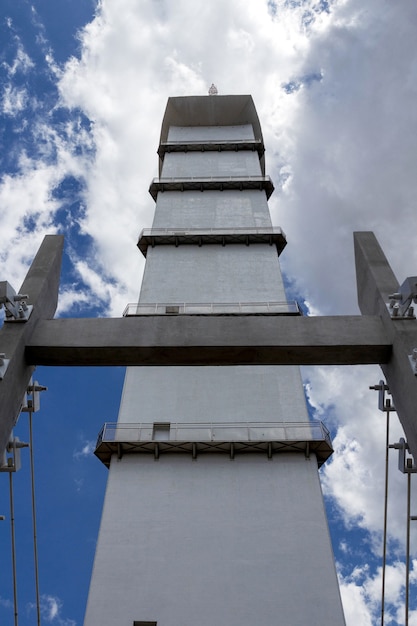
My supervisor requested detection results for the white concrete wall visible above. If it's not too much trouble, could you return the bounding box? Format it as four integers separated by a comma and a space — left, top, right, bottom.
139, 245, 286, 303
117, 365, 309, 425
161, 150, 262, 178
86, 454, 343, 626
152, 190, 272, 229
167, 123, 254, 141
85, 115, 345, 626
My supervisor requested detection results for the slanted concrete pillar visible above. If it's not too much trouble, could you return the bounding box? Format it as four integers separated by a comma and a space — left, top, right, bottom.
355, 231, 417, 458
0, 235, 63, 454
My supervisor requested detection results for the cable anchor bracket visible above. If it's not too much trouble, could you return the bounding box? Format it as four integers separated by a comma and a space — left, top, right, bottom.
369, 380, 396, 412
389, 437, 417, 474
387, 276, 417, 319
0, 436, 29, 473
0, 280, 32, 322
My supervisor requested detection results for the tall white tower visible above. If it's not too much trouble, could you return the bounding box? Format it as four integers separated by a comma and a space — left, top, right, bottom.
85, 95, 346, 626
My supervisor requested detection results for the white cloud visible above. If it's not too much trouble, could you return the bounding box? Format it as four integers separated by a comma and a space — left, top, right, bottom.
270, 0, 417, 315
307, 364, 416, 551
2, 85, 28, 116
340, 578, 374, 626
339, 560, 417, 625
0, 161, 62, 287
44, 594, 59, 620
2, 40, 34, 77
73, 477, 85, 492
56, 287, 94, 316
0, 115, 94, 300
73, 440, 96, 460
27, 594, 76, 625
0, 596, 13, 609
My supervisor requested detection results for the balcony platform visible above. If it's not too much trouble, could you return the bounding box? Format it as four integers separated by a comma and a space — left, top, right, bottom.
123, 301, 302, 317
149, 175, 274, 200
137, 227, 287, 256
94, 421, 333, 468
157, 139, 265, 158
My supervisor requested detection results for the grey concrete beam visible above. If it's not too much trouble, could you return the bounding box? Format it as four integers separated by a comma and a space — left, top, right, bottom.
355, 231, 417, 458
0, 235, 63, 453
26, 314, 390, 367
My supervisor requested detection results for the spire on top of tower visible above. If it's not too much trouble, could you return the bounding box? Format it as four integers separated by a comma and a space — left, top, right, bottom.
208, 83, 218, 95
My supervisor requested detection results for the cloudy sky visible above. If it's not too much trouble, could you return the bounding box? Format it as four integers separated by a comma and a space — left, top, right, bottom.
1, 0, 417, 624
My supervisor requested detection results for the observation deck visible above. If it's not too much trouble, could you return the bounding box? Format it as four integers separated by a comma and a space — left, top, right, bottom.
137, 227, 286, 256
95, 421, 333, 468
122, 300, 302, 317
149, 176, 274, 200
157, 139, 265, 158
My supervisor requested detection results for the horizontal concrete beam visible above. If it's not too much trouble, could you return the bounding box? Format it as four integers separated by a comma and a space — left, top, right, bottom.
26, 314, 391, 367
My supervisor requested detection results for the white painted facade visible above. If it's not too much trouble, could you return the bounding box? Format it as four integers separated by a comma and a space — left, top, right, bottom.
84, 95, 345, 626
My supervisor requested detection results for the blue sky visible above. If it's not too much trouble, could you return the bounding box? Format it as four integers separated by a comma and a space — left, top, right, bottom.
1, 1, 417, 624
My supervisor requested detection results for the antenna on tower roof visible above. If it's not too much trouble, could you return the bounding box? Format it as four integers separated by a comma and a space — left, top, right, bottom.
208, 83, 218, 95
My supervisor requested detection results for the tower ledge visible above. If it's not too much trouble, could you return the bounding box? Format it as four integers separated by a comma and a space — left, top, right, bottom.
159, 95, 266, 174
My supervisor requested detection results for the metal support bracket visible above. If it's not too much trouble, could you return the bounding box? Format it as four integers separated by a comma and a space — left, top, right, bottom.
21, 380, 47, 413
369, 380, 395, 412
387, 276, 417, 319
0, 436, 29, 472
389, 438, 417, 474
0, 281, 32, 322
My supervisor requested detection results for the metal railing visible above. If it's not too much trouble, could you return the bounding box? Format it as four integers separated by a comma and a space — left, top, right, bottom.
139, 226, 283, 236
123, 301, 302, 317
160, 139, 261, 146
153, 175, 271, 183
96, 421, 331, 447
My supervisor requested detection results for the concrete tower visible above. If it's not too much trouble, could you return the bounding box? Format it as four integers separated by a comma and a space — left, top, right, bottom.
85, 95, 346, 626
